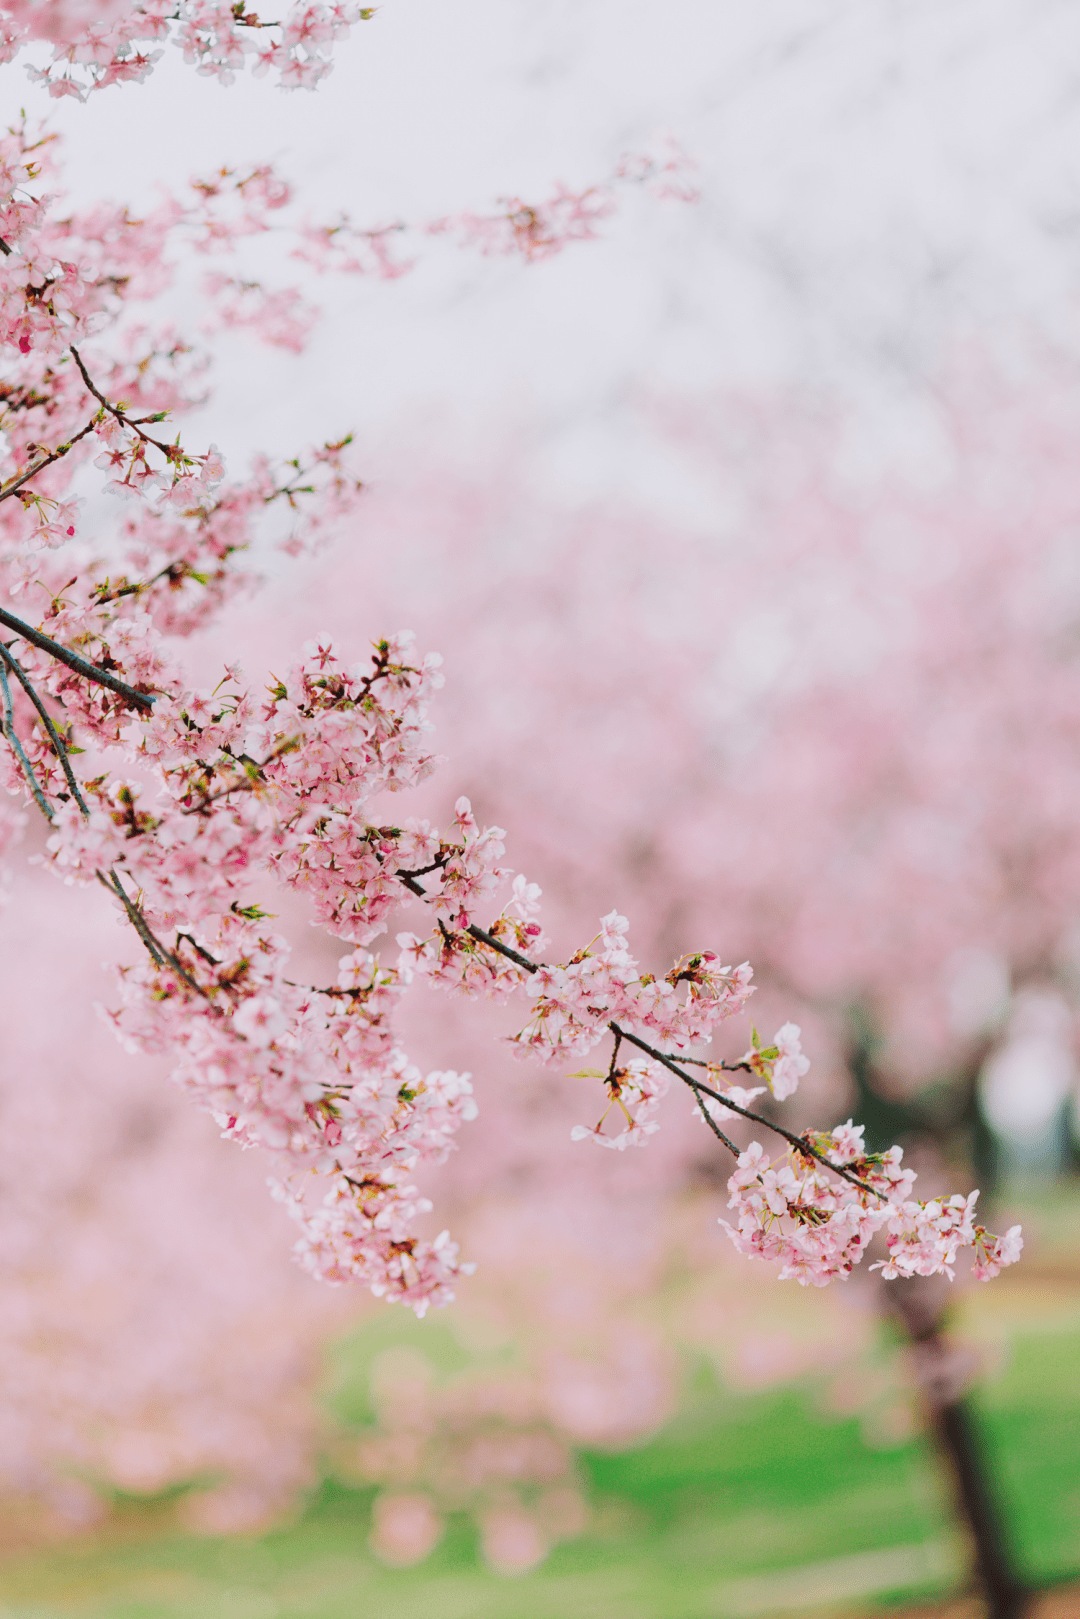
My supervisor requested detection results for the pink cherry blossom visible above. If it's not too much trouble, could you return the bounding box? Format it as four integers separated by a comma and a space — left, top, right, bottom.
0, 107, 1023, 1335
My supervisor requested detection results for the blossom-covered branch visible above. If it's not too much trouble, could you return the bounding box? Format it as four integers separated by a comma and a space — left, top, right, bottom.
0, 111, 1021, 1315
2, 0, 372, 97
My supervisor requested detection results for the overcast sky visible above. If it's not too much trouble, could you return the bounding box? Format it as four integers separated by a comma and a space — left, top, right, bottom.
5, 0, 1080, 509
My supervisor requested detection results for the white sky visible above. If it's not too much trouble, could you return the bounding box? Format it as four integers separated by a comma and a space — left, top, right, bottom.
5, 0, 1080, 509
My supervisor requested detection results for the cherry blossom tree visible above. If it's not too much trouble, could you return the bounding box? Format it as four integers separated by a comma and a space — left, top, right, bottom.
0, 118, 1019, 1312
0, 16, 1033, 1577
295, 397, 1080, 1605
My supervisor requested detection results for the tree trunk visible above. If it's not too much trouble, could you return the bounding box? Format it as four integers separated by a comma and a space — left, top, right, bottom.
887, 1278, 1030, 1619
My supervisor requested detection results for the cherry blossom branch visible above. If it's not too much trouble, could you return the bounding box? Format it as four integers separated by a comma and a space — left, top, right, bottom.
396, 870, 540, 972
0, 109, 1019, 1310
0, 653, 52, 820
609, 1023, 888, 1201
0, 647, 206, 993
688, 1087, 741, 1156
0, 643, 89, 812
69, 347, 178, 461
0, 606, 157, 711
0, 418, 97, 503
396, 864, 885, 1198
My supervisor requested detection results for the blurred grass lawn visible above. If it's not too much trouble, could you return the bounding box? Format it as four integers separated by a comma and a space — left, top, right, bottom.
1, 1196, 1078, 1619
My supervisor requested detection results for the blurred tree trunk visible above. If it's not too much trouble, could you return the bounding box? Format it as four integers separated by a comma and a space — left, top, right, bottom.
885, 1277, 1029, 1619
849, 1021, 1030, 1619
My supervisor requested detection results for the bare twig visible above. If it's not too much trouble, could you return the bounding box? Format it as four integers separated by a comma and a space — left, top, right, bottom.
689, 1085, 740, 1155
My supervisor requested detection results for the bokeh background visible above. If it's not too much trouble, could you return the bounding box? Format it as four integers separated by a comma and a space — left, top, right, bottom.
2, 3, 1080, 1615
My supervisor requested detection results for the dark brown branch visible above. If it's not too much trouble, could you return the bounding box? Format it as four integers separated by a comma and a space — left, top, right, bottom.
611, 1022, 887, 1200
887, 1283, 1030, 1619
397, 868, 438, 899
466, 918, 538, 972
97, 869, 164, 966
397, 869, 543, 975
0, 417, 97, 504
397, 856, 447, 878
0, 604, 157, 711
175, 930, 220, 966
69, 346, 176, 460
0, 654, 207, 995
393, 864, 886, 1196
95, 869, 210, 998
689, 1085, 740, 1155
0, 653, 197, 995
0, 656, 53, 821
0, 645, 89, 813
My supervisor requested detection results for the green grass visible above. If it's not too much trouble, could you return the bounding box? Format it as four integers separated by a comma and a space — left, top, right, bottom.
970, 1327, 1080, 1585
1, 1272, 1077, 1618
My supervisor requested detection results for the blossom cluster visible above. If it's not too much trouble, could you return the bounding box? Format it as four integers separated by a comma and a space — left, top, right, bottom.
720, 1129, 1024, 1288
425, 146, 700, 265
507, 912, 754, 1061
0, 119, 1024, 1314
0, 118, 712, 1312
34, 628, 524, 1307
2, 0, 369, 98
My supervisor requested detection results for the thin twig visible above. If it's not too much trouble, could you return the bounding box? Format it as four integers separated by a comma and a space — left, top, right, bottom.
97, 869, 164, 965
689, 1084, 741, 1155
91, 558, 199, 606
397, 869, 542, 974
0, 604, 157, 711
95, 869, 210, 998
0, 418, 97, 503
466, 918, 538, 972
0, 645, 89, 813
676, 1053, 755, 1076
0, 656, 53, 821
611, 1023, 887, 1200
394, 863, 888, 1196
69, 346, 176, 459
179, 738, 300, 815
286, 980, 363, 998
